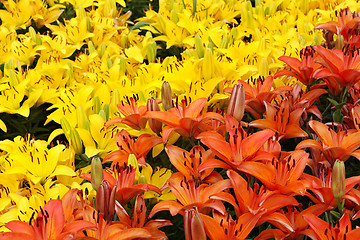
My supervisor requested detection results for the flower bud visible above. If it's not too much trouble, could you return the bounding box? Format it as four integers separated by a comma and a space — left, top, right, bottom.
93, 96, 101, 114
259, 57, 269, 76
184, 207, 206, 240
69, 128, 83, 155
60, 117, 72, 141
119, 56, 127, 74
161, 81, 173, 111
331, 160, 345, 199
95, 180, 117, 221
335, 34, 345, 50
147, 42, 157, 63
203, 48, 213, 81
227, 84, 245, 122
195, 34, 204, 58
91, 156, 104, 191
99, 42, 106, 58
147, 97, 162, 133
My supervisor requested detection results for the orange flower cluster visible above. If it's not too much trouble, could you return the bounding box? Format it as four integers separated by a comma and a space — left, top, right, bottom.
4, 6, 360, 240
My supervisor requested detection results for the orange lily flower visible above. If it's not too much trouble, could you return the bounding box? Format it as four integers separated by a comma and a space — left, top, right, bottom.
249, 98, 308, 140
81, 163, 161, 205
199, 211, 262, 240
80, 205, 154, 240
197, 127, 275, 171
282, 83, 327, 121
0, 199, 96, 240
149, 174, 231, 217
226, 76, 290, 119
313, 45, 360, 95
105, 95, 147, 130
274, 46, 322, 87
237, 150, 309, 195
211, 170, 298, 233
103, 129, 162, 166
254, 204, 329, 240
303, 212, 360, 240
301, 169, 360, 209
315, 7, 360, 41
146, 98, 224, 143
165, 145, 220, 184
344, 186, 360, 220
296, 120, 360, 164
115, 194, 172, 239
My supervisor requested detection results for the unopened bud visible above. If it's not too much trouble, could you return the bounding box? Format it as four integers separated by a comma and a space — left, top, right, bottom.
70, 128, 83, 155
203, 48, 213, 81
161, 81, 173, 111
119, 56, 127, 74
93, 96, 101, 114
91, 156, 103, 191
60, 117, 72, 141
331, 160, 345, 199
335, 35, 345, 50
195, 34, 204, 58
227, 84, 245, 122
29, 27, 37, 42
95, 180, 116, 221
147, 42, 157, 63
147, 97, 162, 133
99, 43, 106, 58
184, 207, 206, 240
219, 35, 229, 49
88, 41, 96, 54
259, 58, 269, 76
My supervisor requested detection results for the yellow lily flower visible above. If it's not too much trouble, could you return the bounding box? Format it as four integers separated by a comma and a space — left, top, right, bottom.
0, 135, 75, 185
0, 0, 32, 30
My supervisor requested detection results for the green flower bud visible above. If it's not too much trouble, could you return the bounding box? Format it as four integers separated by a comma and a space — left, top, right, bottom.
91, 156, 103, 191
332, 160, 345, 199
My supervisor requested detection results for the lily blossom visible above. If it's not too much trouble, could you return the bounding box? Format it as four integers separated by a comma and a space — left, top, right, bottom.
146, 97, 224, 143
103, 129, 162, 166
296, 120, 360, 164
301, 168, 360, 209
165, 145, 217, 183
254, 204, 330, 240
0, 199, 96, 240
81, 163, 161, 205
313, 45, 360, 95
211, 170, 298, 233
315, 7, 360, 41
149, 174, 231, 217
199, 211, 262, 240
115, 194, 172, 239
274, 46, 322, 87
303, 212, 360, 240
237, 150, 309, 195
250, 97, 307, 140
80, 205, 153, 240
105, 95, 148, 130
197, 127, 275, 171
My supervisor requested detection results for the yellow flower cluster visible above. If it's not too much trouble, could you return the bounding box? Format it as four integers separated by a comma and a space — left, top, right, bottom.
0, 0, 359, 231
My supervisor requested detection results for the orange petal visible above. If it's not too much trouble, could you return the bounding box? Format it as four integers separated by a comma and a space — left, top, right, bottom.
242, 129, 275, 158
199, 213, 225, 239
44, 200, 65, 239
149, 201, 184, 217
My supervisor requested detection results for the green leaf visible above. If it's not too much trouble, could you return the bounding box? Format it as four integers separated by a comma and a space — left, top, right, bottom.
128, 22, 150, 33
193, 0, 197, 16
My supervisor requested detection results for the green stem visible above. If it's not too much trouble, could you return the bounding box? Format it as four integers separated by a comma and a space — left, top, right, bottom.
336, 197, 343, 214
